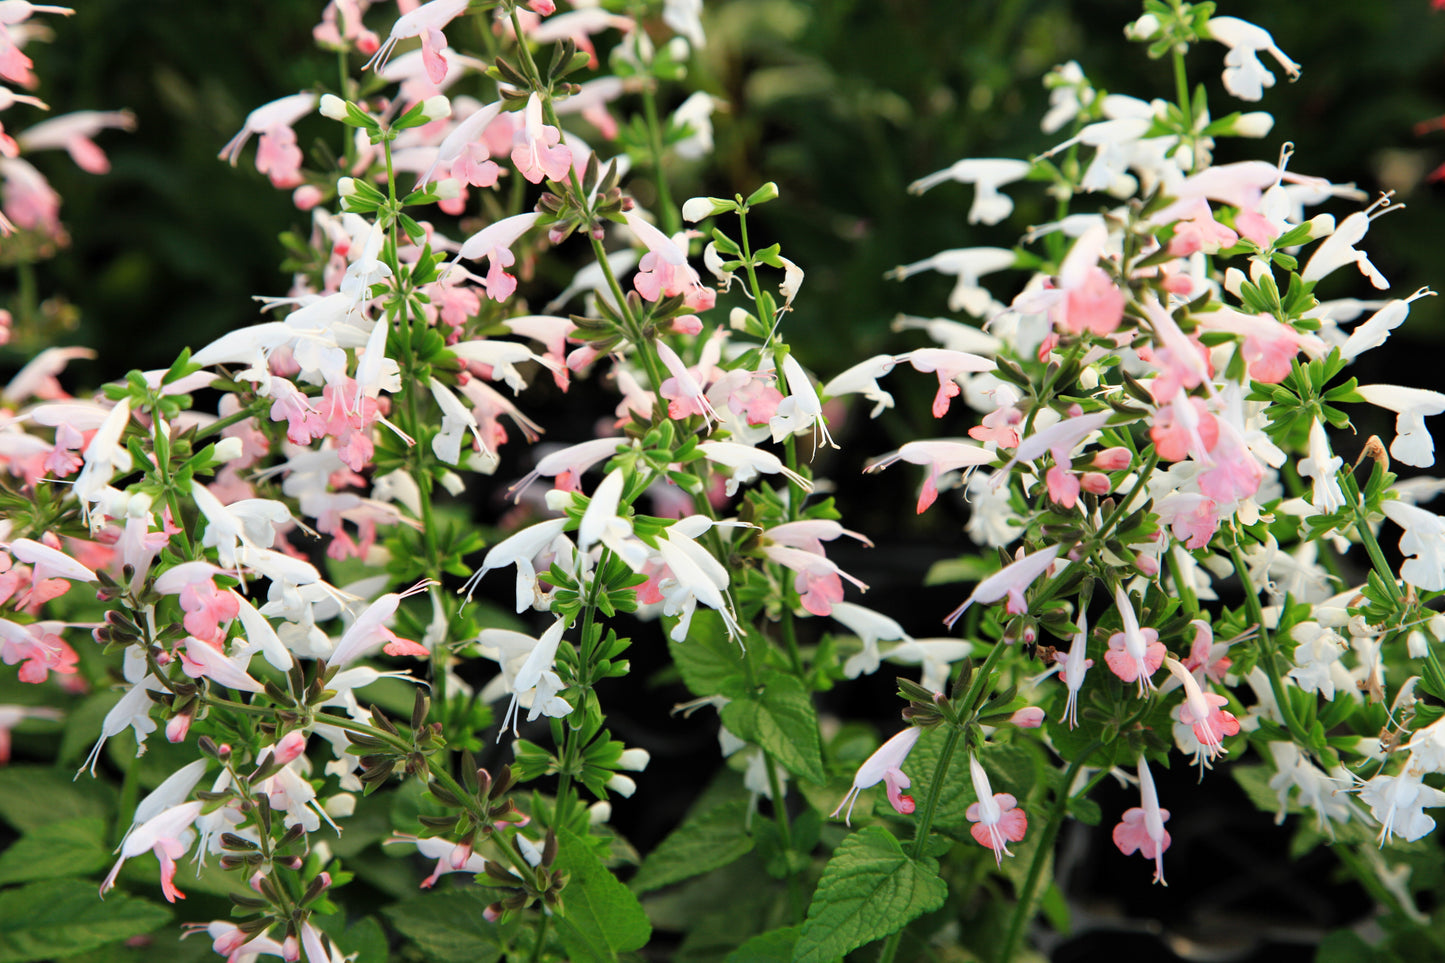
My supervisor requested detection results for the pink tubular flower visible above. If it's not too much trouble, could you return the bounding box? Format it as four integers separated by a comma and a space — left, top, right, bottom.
1165, 657, 1239, 763
830, 725, 921, 825
452, 211, 542, 302
897, 348, 995, 418
102, 800, 204, 903
943, 544, 1061, 628
865, 439, 997, 514
510, 92, 572, 184
363, 0, 469, 83
17, 109, 135, 174
217, 92, 317, 189
1113, 756, 1171, 885
966, 754, 1027, 864
1054, 614, 1093, 729
1103, 584, 1165, 696
622, 209, 712, 308
327, 580, 435, 668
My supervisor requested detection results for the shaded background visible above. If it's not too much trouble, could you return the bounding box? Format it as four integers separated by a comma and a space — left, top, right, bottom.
7, 1, 1445, 960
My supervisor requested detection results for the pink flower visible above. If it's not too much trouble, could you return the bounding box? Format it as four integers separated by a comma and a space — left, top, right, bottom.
865, 439, 997, 514
217, 92, 317, 189
830, 726, 921, 825
17, 109, 134, 175
1103, 585, 1165, 696
1167, 199, 1238, 256
1054, 614, 1093, 729
510, 92, 572, 184
102, 800, 204, 903
943, 544, 1061, 628
1112, 756, 1170, 884
328, 581, 435, 668
966, 754, 1027, 864
363, 0, 469, 83
897, 348, 995, 418
452, 211, 542, 302
622, 210, 711, 308
1165, 657, 1239, 763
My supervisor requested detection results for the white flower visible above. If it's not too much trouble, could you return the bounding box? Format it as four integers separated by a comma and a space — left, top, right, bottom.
1340, 288, 1434, 361
1205, 16, 1300, 102
907, 158, 1031, 225
1382, 500, 1445, 592
1356, 384, 1445, 468
1360, 768, 1445, 845
829, 601, 910, 678
1296, 419, 1344, 515
1288, 621, 1345, 700
461, 518, 571, 612
886, 247, 1015, 316
1301, 194, 1401, 290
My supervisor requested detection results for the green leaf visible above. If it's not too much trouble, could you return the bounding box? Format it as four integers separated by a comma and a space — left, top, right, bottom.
667, 609, 753, 698
723, 925, 798, 962
720, 673, 826, 785
553, 827, 650, 962
792, 826, 947, 963
632, 799, 755, 893
382, 889, 502, 963
0, 766, 116, 833
0, 878, 170, 963
0, 817, 111, 885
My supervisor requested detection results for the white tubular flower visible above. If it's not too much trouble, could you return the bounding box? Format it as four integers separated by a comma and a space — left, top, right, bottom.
461, 518, 571, 611
1382, 500, 1445, 593
697, 441, 812, 496
1296, 419, 1344, 515
886, 247, 1015, 316
1205, 16, 1300, 102
908, 158, 1031, 225
1301, 194, 1401, 290
1356, 384, 1445, 468
829, 601, 911, 679
1341, 288, 1435, 361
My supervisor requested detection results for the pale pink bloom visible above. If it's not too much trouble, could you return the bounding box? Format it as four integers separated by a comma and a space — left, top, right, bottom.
908, 158, 1031, 225
697, 440, 811, 496
218, 92, 317, 189
8, 535, 95, 583
1205, 16, 1300, 102
1149, 393, 1217, 463
363, 0, 469, 83
759, 543, 867, 618
831, 726, 921, 825
553, 76, 626, 140
1113, 756, 1171, 884
17, 109, 134, 174
459, 377, 544, 451
452, 211, 542, 301
385, 834, 491, 888
622, 209, 712, 308
179, 637, 264, 693
528, 8, 633, 68
656, 341, 720, 424
0, 4, 73, 89
1194, 306, 1322, 384
897, 348, 995, 418
1033, 223, 1125, 337
1138, 296, 1211, 401
1054, 615, 1093, 729
415, 99, 502, 190
1045, 464, 1081, 508
328, 581, 434, 668
154, 560, 238, 644
0, 617, 75, 682
969, 386, 1024, 447
1155, 492, 1219, 550
1010, 706, 1045, 728
503, 314, 576, 388
101, 800, 203, 903
1355, 384, 1445, 469
966, 754, 1027, 864
865, 439, 996, 514
943, 543, 1061, 628
511, 438, 623, 501
1301, 194, 1400, 290
510, 92, 572, 184
1165, 657, 1238, 763
1181, 619, 1233, 685
313, 0, 381, 55
0, 156, 60, 236
1103, 585, 1165, 696
1167, 199, 1238, 256
995, 409, 1112, 485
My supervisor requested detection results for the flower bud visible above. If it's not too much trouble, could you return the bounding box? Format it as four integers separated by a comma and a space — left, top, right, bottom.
213, 436, 245, 463
682, 196, 733, 222
1092, 446, 1132, 471
292, 184, 323, 210
588, 801, 612, 825
1409, 631, 1429, 659
1010, 706, 1045, 728
1430, 614, 1445, 640
419, 95, 452, 123
1230, 112, 1275, 138
1124, 13, 1160, 40
324, 793, 356, 819
607, 774, 638, 798
1080, 471, 1111, 494
1224, 266, 1247, 298
670, 314, 703, 335
1304, 213, 1335, 240
337, 177, 358, 197
433, 178, 461, 201
273, 731, 308, 765
319, 94, 349, 121
617, 748, 651, 771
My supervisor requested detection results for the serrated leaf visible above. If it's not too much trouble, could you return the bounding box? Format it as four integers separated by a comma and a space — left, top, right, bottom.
382, 889, 502, 963
0, 878, 170, 963
0, 817, 111, 885
720, 673, 826, 785
632, 799, 755, 893
792, 826, 947, 963
553, 828, 650, 962
667, 609, 751, 699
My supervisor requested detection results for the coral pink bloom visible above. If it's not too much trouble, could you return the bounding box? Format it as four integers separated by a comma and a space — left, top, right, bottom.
510, 92, 572, 184
1165, 657, 1239, 762
1138, 296, 1212, 401
831, 726, 921, 825
1149, 392, 1218, 463
1044, 223, 1124, 336
328, 581, 436, 668
0, 156, 60, 237
1045, 463, 1081, 508
1167, 199, 1238, 256
1182, 618, 1232, 684
1194, 306, 1322, 384
363, 0, 469, 83
1104, 585, 1165, 696
967, 754, 1027, 864
1113, 756, 1171, 885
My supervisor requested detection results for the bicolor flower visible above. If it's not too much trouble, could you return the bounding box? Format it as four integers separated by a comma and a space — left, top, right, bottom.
217, 92, 317, 188
362, 0, 469, 83
966, 754, 1027, 864
1112, 756, 1171, 885
510, 92, 572, 184
866, 439, 997, 514
830, 725, 921, 825
943, 543, 1061, 629
452, 211, 542, 302
897, 348, 995, 418
1165, 657, 1239, 765
622, 209, 711, 309
102, 800, 204, 902
16, 109, 134, 174
328, 581, 435, 668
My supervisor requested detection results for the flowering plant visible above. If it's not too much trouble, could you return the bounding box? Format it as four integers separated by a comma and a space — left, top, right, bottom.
2, 2, 1445, 962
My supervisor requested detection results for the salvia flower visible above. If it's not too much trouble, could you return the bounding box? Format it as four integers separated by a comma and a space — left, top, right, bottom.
830, 725, 921, 826
966, 754, 1027, 864
1112, 756, 1171, 885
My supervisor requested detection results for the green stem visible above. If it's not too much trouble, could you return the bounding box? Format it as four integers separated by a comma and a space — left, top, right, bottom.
528, 911, 550, 963
631, 0, 679, 237
1165, 545, 1199, 616
763, 754, 805, 923
1228, 542, 1308, 744
1172, 48, 1193, 133
998, 743, 1101, 963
